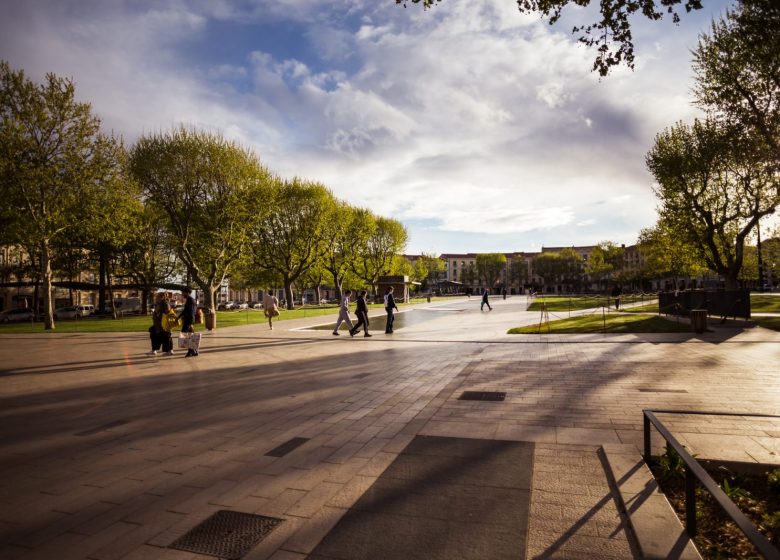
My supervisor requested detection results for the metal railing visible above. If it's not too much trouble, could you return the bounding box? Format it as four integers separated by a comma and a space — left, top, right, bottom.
643, 409, 780, 559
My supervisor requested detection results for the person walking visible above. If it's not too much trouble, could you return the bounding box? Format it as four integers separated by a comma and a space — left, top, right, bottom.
147, 292, 167, 356
178, 287, 198, 357
481, 288, 492, 311
350, 290, 372, 337
333, 290, 355, 336
263, 289, 279, 330
384, 286, 398, 333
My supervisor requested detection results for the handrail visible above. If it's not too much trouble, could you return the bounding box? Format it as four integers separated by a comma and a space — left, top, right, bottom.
643, 409, 780, 559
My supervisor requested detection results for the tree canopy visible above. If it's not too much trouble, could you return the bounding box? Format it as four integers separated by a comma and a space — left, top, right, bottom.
397, 0, 703, 76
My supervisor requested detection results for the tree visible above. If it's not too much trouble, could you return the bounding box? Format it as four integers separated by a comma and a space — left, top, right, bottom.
508, 256, 528, 292
585, 243, 622, 290
693, 0, 780, 166
120, 203, 181, 314
131, 127, 270, 320
351, 216, 408, 294
0, 61, 119, 329
321, 204, 373, 302
646, 119, 778, 289
531, 253, 560, 286
251, 178, 333, 309
558, 248, 583, 291
462, 262, 477, 290
397, 0, 703, 76
637, 224, 708, 288
475, 253, 507, 289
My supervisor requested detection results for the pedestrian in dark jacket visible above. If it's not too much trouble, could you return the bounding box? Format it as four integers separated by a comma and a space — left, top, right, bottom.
481, 289, 492, 311
147, 292, 167, 356
384, 286, 398, 334
350, 290, 372, 337
178, 287, 198, 357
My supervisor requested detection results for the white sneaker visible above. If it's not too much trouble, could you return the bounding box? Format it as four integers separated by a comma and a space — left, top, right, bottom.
147, 350, 158, 356
165, 350, 174, 356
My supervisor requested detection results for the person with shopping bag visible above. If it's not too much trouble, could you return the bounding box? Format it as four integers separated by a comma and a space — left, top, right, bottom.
177, 287, 199, 357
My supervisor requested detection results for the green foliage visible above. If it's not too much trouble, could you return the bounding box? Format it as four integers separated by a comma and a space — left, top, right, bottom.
718, 467, 749, 501
350, 215, 408, 293
762, 511, 780, 539
251, 177, 334, 309
396, 0, 702, 76
646, 119, 778, 289
637, 224, 709, 282
656, 447, 687, 481
475, 253, 507, 288
693, 0, 780, 167
767, 469, 780, 494
130, 127, 271, 313
0, 60, 120, 328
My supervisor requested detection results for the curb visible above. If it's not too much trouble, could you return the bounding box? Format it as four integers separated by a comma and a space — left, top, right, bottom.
601, 443, 702, 560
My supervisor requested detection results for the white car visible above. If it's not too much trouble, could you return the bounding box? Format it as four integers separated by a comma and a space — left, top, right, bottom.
0, 308, 35, 323
234, 302, 248, 310
54, 304, 95, 320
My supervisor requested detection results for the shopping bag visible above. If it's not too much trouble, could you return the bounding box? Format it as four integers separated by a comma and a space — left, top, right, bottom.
188, 332, 202, 352
178, 332, 189, 349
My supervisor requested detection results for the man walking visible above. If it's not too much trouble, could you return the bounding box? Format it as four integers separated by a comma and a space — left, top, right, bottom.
481, 288, 492, 311
384, 286, 398, 334
333, 290, 355, 336
350, 290, 372, 337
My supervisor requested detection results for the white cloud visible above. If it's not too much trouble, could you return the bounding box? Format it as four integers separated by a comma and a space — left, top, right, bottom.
0, 0, 729, 252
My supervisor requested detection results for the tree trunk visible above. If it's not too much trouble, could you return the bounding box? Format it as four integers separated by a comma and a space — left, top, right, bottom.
334, 276, 343, 302
284, 280, 294, 310
724, 273, 739, 291
98, 253, 107, 313
141, 285, 150, 315
41, 240, 54, 330
107, 263, 117, 319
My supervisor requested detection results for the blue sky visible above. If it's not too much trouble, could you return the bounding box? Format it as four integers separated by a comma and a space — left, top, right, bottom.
0, 0, 740, 254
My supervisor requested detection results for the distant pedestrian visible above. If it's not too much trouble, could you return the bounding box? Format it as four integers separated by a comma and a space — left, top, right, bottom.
502, 288, 507, 300
611, 285, 623, 310
333, 290, 354, 336
178, 287, 198, 357
384, 286, 398, 333
350, 290, 372, 337
481, 289, 492, 311
263, 289, 279, 330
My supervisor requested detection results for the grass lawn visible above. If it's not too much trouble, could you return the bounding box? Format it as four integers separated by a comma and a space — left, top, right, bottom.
623, 303, 661, 313
751, 294, 780, 313
508, 313, 692, 334
0, 298, 443, 334
755, 317, 780, 331
526, 294, 654, 312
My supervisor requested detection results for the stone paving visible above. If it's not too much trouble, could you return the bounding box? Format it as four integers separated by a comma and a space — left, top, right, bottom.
0, 297, 778, 559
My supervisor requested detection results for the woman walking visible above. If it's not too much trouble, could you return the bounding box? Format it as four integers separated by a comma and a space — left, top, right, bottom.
350, 290, 372, 337
333, 290, 355, 336
263, 289, 279, 330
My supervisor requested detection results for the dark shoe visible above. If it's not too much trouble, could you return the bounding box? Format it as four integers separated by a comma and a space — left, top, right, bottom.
332, 331, 340, 336
364, 333, 372, 337
349, 329, 356, 337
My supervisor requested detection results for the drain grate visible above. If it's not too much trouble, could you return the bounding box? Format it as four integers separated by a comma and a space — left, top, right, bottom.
74, 420, 129, 436
458, 391, 506, 401
169, 510, 283, 559
265, 437, 310, 457
638, 388, 688, 393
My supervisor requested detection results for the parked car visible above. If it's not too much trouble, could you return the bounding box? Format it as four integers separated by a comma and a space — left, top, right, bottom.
77, 304, 95, 316
54, 306, 84, 320
0, 308, 35, 323
218, 301, 236, 310
248, 301, 260, 309
234, 301, 248, 310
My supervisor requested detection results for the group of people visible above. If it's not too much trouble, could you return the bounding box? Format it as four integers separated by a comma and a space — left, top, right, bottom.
332, 286, 398, 337
147, 287, 199, 357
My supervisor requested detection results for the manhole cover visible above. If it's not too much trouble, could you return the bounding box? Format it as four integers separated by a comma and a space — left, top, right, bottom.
169, 510, 283, 559
265, 437, 310, 457
458, 391, 506, 401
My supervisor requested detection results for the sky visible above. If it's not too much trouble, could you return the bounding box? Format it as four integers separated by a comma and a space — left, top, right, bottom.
0, 0, 738, 254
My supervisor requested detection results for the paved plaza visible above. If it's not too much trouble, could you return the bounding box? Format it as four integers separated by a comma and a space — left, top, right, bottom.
1, 298, 779, 559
